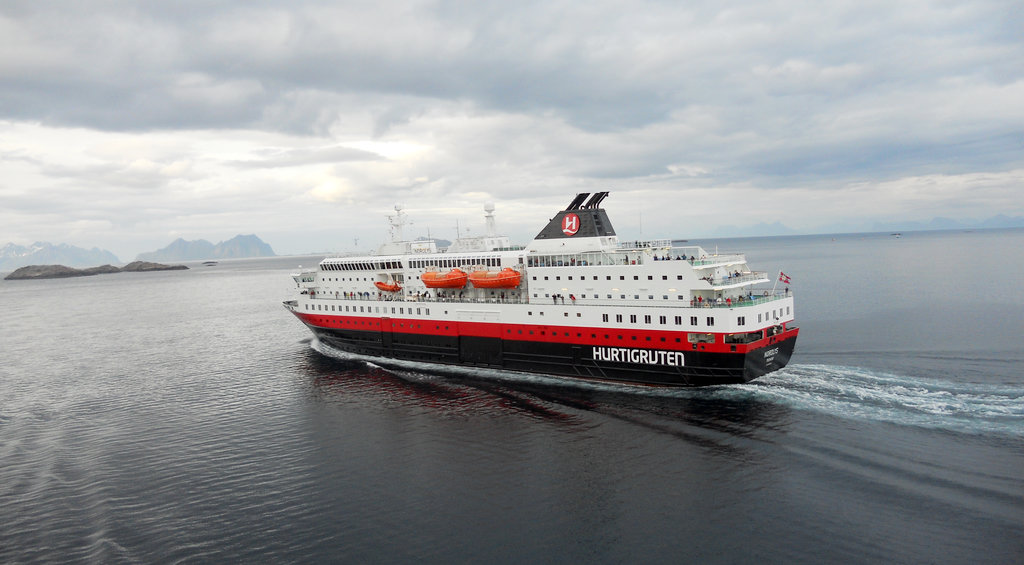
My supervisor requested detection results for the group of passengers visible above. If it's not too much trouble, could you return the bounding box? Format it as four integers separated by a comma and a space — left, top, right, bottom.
652, 254, 694, 261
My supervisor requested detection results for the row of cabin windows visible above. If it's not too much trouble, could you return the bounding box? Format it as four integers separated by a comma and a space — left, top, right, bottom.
409, 257, 501, 269
308, 300, 758, 329
757, 307, 791, 323
534, 275, 683, 281
502, 329, 745, 346
306, 303, 430, 316
601, 313, 720, 326
323, 260, 402, 271
306, 298, 789, 328
301, 308, 760, 346
537, 293, 684, 300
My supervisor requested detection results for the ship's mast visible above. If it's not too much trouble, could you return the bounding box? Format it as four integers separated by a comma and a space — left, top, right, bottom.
387, 204, 408, 243
484, 202, 496, 237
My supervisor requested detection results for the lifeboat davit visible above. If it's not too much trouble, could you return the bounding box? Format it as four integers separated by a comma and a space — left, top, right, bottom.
468, 268, 521, 289
374, 281, 402, 292
421, 268, 468, 289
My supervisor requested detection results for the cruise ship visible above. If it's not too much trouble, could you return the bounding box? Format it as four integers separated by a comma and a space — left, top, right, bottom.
284, 192, 798, 386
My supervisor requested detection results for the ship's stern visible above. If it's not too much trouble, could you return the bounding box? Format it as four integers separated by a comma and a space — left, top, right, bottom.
743, 327, 799, 381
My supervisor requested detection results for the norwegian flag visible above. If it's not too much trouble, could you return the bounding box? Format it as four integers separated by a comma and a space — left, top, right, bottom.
778, 272, 792, 284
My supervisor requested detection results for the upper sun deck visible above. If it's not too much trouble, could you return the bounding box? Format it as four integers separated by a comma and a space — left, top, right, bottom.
524, 240, 750, 271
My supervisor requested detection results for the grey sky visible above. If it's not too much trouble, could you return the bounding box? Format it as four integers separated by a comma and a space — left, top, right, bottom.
1, 0, 1022, 259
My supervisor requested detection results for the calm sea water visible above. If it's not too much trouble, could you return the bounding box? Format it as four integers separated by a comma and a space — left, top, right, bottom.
2, 229, 1022, 564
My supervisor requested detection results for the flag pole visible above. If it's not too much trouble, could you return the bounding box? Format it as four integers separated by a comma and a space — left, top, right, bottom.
771, 270, 780, 296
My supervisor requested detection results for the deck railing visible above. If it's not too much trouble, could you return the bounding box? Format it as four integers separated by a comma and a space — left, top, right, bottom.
301, 289, 792, 308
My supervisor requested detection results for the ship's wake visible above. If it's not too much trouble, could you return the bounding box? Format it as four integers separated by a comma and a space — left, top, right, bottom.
744, 364, 1024, 437
309, 340, 1023, 437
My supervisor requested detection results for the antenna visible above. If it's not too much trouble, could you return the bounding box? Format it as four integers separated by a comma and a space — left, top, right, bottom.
386, 203, 408, 242
484, 202, 496, 237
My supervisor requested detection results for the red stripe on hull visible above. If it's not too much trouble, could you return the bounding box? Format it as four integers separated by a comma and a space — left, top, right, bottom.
292, 311, 799, 356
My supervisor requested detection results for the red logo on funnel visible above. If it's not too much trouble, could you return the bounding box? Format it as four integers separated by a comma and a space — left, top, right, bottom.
562, 213, 580, 236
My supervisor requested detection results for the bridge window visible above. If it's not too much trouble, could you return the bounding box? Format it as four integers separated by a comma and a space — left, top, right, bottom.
706, 317, 715, 326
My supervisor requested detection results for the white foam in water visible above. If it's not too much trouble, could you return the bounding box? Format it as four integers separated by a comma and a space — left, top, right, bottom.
750, 364, 1024, 437
310, 340, 1024, 437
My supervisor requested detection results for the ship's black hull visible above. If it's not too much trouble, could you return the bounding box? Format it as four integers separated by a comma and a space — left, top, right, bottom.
300, 321, 797, 387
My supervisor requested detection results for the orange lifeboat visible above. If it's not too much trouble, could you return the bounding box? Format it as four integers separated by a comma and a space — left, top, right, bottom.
468, 268, 521, 289
421, 268, 468, 289
374, 280, 402, 292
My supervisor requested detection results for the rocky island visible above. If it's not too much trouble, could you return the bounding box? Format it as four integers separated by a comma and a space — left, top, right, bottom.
4, 261, 188, 280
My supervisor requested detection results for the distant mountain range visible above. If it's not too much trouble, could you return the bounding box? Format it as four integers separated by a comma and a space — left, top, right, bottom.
710, 215, 1024, 238
0, 242, 121, 271
136, 235, 275, 261
867, 215, 1024, 233
1, 235, 276, 272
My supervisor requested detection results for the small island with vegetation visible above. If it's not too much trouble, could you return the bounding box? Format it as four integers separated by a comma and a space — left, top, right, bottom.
4, 261, 188, 280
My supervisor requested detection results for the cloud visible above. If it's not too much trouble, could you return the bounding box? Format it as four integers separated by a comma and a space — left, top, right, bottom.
0, 0, 1021, 259
228, 145, 383, 169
